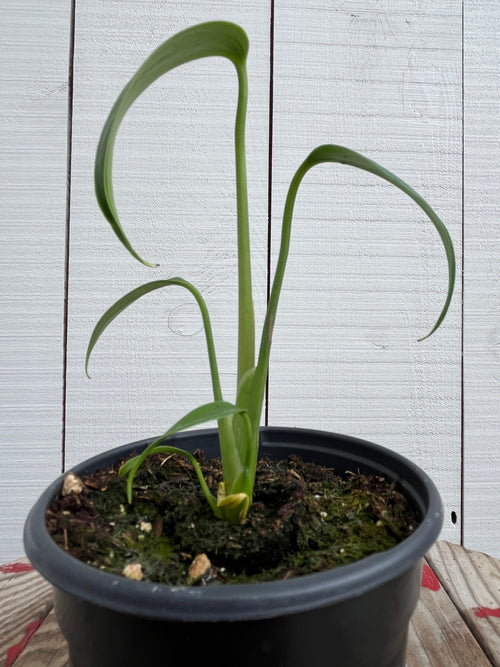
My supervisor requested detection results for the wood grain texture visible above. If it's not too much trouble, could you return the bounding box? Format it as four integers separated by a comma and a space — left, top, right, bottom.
269, 0, 462, 543
427, 540, 500, 665
463, 0, 500, 559
13, 608, 69, 667
0, 560, 53, 666
408, 559, 491, 666
64, 1, 271, 467
0, 1, 71, 563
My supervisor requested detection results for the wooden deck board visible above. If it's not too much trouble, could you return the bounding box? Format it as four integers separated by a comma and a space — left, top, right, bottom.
407, 561, 492, 666
0, 559, 54, 667
1, 543, 498, 666
427, 541, 500, 666
13, 609, 69, 667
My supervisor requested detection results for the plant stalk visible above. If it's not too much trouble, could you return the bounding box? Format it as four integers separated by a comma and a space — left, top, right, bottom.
234, 62, 255, 386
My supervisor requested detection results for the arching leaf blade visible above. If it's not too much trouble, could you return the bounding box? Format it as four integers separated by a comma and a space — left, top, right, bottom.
119, 400, 246, 504
250, 144, 456, 431
302, 145, 455, 339
161, 400, 245, 440
85, 277, 222, 401
95, 21, 249, 266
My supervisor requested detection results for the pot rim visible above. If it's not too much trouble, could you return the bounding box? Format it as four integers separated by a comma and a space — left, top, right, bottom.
24, 426, 442, 622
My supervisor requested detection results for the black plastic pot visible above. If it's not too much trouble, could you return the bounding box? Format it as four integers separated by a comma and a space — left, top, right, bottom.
24, 427, 442, 667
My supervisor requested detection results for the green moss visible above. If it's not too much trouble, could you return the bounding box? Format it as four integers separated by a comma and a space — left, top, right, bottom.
47, 452, 417, 586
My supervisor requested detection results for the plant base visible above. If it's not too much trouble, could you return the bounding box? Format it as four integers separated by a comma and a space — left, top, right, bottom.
47, 451, 417, 585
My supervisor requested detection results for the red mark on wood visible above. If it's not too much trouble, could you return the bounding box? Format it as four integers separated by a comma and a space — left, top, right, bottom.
421, 564, 440, 591
5, 619, 43, 667
0, 562, 34, 574
473, 606, 500, 618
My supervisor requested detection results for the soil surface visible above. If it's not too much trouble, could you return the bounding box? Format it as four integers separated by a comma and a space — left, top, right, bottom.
47, 451, 418, 585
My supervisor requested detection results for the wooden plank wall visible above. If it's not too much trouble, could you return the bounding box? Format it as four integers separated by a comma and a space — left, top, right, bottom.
269, 0, 462, 545
1, 3, 71, 562
463, 0, 500, 556
1, 1, 498, 563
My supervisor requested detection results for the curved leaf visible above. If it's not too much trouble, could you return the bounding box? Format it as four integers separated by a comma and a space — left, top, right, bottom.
85, 278, 222, 401
299, 145, 455, 339
119, 400, 246, 504
125, 444, 220, 514
95, 21, 249, 267
249, 144, 456, 429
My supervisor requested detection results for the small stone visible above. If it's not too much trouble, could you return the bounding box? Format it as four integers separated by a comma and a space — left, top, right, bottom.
138, 521, 152, 533
188, 554, 211, 582
122, 563, 143, 581
62, 472, 84, 496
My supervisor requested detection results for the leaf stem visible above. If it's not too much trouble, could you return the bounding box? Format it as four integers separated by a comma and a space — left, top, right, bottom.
234, 62, 255, 386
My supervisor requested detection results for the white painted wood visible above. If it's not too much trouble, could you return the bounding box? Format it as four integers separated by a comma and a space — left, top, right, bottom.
2, 2, 499, 564
64, 3, 270, 465
0, 2, 70, 562
463, 0, 500, 558
269, 1, 462, 542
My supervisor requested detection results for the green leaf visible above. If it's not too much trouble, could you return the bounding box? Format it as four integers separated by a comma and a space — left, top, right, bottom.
249, 144, 456, 430
300, 145, 455, 339
95, 21, 249, 267
85, 277, 222, 401
120, 400, 246, 503
123, 445, 220, 512
161, 400, 246, 438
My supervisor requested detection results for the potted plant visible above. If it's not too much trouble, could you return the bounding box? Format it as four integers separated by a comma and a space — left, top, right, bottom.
24, 21, 455, 667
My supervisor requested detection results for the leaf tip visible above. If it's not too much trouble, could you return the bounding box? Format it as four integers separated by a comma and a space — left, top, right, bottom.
139, 258, 158, 269
417, 328, 434, 343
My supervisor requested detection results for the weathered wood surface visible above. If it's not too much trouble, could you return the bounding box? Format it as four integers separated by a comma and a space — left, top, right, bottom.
426, 541, 500, 665
1, 543, 499, 666
12, 609, 68, 667
408, 546, 496, 666
0, 561, 54, 667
